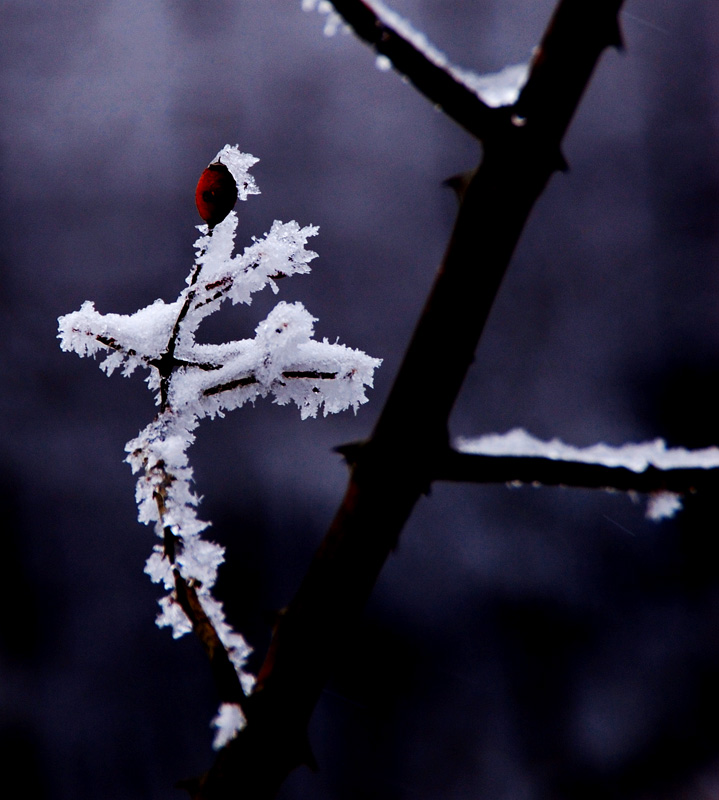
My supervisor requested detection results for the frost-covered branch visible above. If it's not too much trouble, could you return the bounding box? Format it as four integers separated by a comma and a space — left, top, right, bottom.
58, 145, 380, 751
304, 0, 504, 139
442, 429, 719, 519
455, 429, 719, 473
190, 3, 631, 797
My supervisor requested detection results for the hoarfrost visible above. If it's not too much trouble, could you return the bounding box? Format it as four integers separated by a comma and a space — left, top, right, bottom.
458, 63, 531, 108
301, 0, 346, 36
646, 492, 683, 521
58, 146, 381, 735
211, 702, 247, 750
303, 1, 529, 106
457, 428, 719, 520
457, 428, 719, 472
210, 145, 260, 199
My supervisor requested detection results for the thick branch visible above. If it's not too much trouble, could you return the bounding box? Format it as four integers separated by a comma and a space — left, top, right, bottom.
193, 1, 627, 797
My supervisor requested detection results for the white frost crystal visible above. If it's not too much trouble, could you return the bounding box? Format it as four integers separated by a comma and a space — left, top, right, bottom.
457, 429, 719, 473
58, 146, 381, 742
365, 0, 529, 106
301, 0, 346, 36
209, 145, 260, 200
646, 492, 683, 522
212, 703, 247, 750
304, 0, 528, 106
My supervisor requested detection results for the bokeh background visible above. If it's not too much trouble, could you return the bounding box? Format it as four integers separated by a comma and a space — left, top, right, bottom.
3, 1, 719, 798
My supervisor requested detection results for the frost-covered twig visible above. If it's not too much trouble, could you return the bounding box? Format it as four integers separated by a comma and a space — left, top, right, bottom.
443, 429, 719, 519
303, 0, 503, 139
58, 145, 381, 750
455, 429, 719, 473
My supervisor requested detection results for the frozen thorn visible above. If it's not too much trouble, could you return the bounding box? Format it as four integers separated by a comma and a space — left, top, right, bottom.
334, 440, 366, 465
608, 16, 625, 51
443, 170, 474, 203
554, 149, 570, 173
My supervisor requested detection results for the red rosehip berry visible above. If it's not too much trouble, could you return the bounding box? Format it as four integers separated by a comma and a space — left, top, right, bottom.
195, 162, 238, 229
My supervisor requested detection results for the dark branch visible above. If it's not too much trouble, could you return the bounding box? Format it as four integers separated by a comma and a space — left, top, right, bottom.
173, 571, 248, 712
282, 370, 337, 380
203, 375, 258, 396
202, 370, 338, 397
192, 2, 629, 797
436, 450, 719, 494
328, 0, 496, 140
95, 333, 139, 358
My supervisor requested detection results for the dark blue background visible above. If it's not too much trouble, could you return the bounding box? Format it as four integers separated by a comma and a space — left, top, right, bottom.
2, 1, 719, 798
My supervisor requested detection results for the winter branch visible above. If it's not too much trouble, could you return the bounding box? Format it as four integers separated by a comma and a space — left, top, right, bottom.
58, 1, 713, 798
192, 0, 631, 797
59, 145, 381, 752
306, 0, 498, 138
439, 450, 719, 496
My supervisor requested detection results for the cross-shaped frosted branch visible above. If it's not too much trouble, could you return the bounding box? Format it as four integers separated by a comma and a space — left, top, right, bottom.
58, 145, 381, 748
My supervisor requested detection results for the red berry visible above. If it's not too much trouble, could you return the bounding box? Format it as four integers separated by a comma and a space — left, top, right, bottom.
195, 163, 238, 228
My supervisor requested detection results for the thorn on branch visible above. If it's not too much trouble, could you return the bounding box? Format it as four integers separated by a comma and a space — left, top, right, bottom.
443, 170, 475, 203
554, 149, 569, 172
333, 440, 365, 465
610, 15, 625, 50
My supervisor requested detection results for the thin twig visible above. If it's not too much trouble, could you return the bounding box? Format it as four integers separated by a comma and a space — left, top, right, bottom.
328, 0, 496, 140
154, 477, 248, 713
435, 450, 719, 495
145, 229, 250, 714
202, 370, 338, 398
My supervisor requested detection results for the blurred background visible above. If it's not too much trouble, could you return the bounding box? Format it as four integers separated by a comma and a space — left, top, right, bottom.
2, 1, 719, 797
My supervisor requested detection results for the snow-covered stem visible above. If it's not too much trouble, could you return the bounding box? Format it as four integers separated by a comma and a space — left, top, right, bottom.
446, 431, 719, 519
333, 436, 719, 499
439, 448, 719, 495
322, 0, 497, 139
58, 144, 381, 757
152, 471, 249, 713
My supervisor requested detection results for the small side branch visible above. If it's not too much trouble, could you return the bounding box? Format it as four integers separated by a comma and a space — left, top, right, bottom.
154, 479, 248, 714
435, 450, 719, 495
328, 0, 496, 139
202, 370, 339, 398
95, 334, 139, 358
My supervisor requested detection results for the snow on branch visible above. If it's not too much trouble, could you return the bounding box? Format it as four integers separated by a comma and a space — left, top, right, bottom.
58, 145, 381, 749
450, 428, 719, 520
458, 428, 719, 471
360, 1, 528, 108
303, 0, 522, 137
